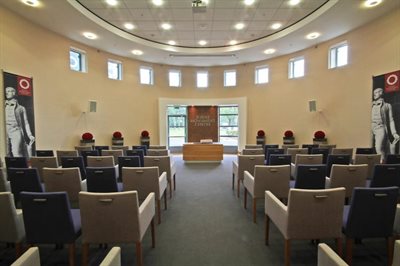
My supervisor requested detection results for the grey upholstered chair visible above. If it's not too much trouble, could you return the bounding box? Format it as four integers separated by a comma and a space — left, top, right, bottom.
286, 148, 308, 163
331, 148, 353, 157
79, 191, 155, 266
318, 243, 348, 266
111, 145, 129, 155
101, 150, 124, 166
122, 166, 168, 224
35, 150, 54, 157
99, 247, 121, 266
243, 165, 290, 223
87, 155, 119, 178
56, 150, 79, 166
149, 145, 167, 150
147, 149, 169, 156
242, 148, 264, 155
291, 154, 323, 178
281, 144, 299, 154
144, 156, 176, 198
10, 247, 41, 266
353, 154, 381, 179
319, 144, 337, 153
393, 240, 400, 266
265, 188, 345, 266
244, 144, 262, 149
232, 155, 265, 198
0, 192, 25, 259
30, 156, 59, 181
74, 146, 93, 152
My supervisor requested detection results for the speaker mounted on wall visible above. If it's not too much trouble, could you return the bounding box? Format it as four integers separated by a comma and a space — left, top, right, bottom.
309, 100, 317, 112
88, 100, 97, 113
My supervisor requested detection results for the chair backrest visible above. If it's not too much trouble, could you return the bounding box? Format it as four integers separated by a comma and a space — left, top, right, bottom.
101, 150, 124, 165
30, 156, 58, 181
35, 150, 54, 157
302, 144, 319, 154
126, 150, 145, 167
61, 156, 86, 180
269, 154, 291, 166
386, 154, 400, 164
252, 165, 290, 199
10, 247, 41, 266
264, 144, 279, 151
132, 145, 148, 156
75, 146, 92, 152
87, 156, 115, 167
79, 191, 141, 243
311, 148, 330, 164
265, 148, 284, 163
282, 144, 299, 154
147, 149, 169, 156
149, 145, 167, 150
294, 154, 323, 165
242, 149, 264, 155
7, 168, 43, 204
118, 156, 141, 178
56, 150, 79, 166
353, 154, 381, 180
317, 243, 348, 266
331, 148, 353, 157
5, 157, 28, 169
42, 167, 83, 204
111, 145, 129, 153
80, 150, 99, 166
122, 166, 160, 199
144, 156, 174, 181
355, 147, 377, 155
286, 148, 308, 163
234, 155, 265, 181
326, 154, 351, 176
319, 144, 337, 153
86, 167, 118, 193
294, 164, 327, 189
94, 146, 110, 156
343, 187, 398, 238
20, 191, 79, 243
328, 164, 368, 198
370, 164, 400, 187
0, 192, 25, 243
99, 247, 121, 266
244, 144, 262, 149
286, 188, 345, 239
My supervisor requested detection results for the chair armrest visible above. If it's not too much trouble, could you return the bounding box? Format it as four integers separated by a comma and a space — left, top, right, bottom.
325, 177, 331, 188
158, 172, 168, 198
81, 180, 87, 192
243, 171, 255, 196
100, 247, 121, 266
139, 192, 155, 240
15, 209, 25, 242
11, 247, 40, 266
232, 161, 238, 177
265, 191, 288, 237
290, 163, 296, 178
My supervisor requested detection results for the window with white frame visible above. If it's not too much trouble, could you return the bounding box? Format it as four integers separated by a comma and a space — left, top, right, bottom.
107, 60, 122, 80
224, 70, 236, 87
169, 69, 181, 87
140, 66, 153, 85
329, 42, 348, 69
69, 48, 87, 72
196, 71, 208, 88
255, 66, 269, 84
288, 57, 305, 79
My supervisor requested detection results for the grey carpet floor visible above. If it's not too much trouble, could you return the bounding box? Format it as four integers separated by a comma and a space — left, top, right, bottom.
0, 155, 389, 265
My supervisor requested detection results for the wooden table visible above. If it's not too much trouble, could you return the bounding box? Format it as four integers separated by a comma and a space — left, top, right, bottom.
183, 143, 223, 162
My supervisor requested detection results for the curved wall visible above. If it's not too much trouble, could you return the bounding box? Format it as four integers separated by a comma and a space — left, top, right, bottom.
0, 5, 399, 155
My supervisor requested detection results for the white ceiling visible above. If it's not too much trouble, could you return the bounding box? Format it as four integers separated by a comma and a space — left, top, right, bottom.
1, 0, 399, 66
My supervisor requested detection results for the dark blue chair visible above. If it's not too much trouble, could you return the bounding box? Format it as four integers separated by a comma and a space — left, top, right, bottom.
132, 145, 147, 156
35, 150, 54, 157
355, 147, 376, 154
369, 164, 400, 187
86, 167, 121, 192
326, 154, 351, 177
265, 148, 284, 164
342, 187, 398, 265
311, 148, 329, 164
5, 157, 28, 169
291, 164, 326, 189
269, 154, 291, 166
61, 156, 87, 180
118, 156, 141, 179
263, 144, 279, 153
93, 145, 109, 156
7, 168, 43, 205
302, 144, 319, 154
20, 191, 81, 266
80, 150, 99, 167
126, 149, 145, 167
385, 154, 400, 164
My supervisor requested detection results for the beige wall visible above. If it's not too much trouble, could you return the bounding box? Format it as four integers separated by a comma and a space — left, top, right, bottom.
0, 6, 399, 155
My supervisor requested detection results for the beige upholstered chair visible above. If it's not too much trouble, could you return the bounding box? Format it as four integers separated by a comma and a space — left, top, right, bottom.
245, 144, 263, 149
319, 144, 337, 153
353, 154, 381, 179
290, 154, 323, 178
326, 164, 368, 200
111, 146, 129, 155
149, 145, 167, 150
79, 191, 155, 266
394, 204, 400, 239
147, 149, 169, 156
0, 168, 10, 192
331, 148, 353, 157
232, 155, 265, 198
318, 243, 348, 266
144, 156, 176, 198
242, 149, 264, 155
42, 167, 86, 208
122, 166, 168, 224
30, 156, 59, 181
393, 240, 400, 266
0, 192, 25, 258
286, 148, 308, 163
101, 150, 124, 165
265, 188, 345, 266
56, 150, 79, 166
87, 155, 119, 178
100, 247, 121, 266
75, 146, 93, 152
243, 165, 290, 223
11, 247, 40, 266
282, 144, 299, 154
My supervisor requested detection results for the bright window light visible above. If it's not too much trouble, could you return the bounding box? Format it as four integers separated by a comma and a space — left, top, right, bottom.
169, 70, 181, 87
108, 60, 122, 80
140, 66, 153, 85
196, 71, 208, 88
255, 66, 269, 84
69, 48, 87, 73
288, 57, 305, 79
224, 70, 237, 87
329, 42, 348, 69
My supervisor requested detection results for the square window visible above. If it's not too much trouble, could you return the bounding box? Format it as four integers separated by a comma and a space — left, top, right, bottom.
140, 66, 154, 85
69, 48, 87, 72
169, 70, 181, 87
224, 70, 236, 87
255, 66, 269, 84
288, 57, 305, 79
108, 60, 122, 80
329, 42, 348, 69
197, 71, 208, 88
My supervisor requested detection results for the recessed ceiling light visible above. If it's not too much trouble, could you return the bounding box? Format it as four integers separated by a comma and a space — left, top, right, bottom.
132, 50, 143, 55
264, 48, 276, 54
168, 41, 176, 45
244, 0, 255, 6
124, 23, 135, 30
21, 0, 40, 7
234, 23, 245, 30
270, 22, 282, 30
306, 32, 320, 39
83, 32, 97, 40
288, 0, 301, 6
229, 40, 238, 45
364, 0, 382, 7
202, 0, 209, 4
105, 0, 118, 6
161, 23, 172, 30
152, 0, 163, 6
198, 40, 207, 46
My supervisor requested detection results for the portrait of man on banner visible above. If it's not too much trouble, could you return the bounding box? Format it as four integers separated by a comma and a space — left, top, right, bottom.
3, 72, 36, 158
371, 70, 400, 161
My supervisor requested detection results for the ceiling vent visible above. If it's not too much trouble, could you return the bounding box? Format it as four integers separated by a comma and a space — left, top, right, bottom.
192, 0, 207, 13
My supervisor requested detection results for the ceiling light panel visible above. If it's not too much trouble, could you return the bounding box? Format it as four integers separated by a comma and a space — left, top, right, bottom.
152, 0, 163, 6
21, 0, 40, 7
105, 0, 118, 6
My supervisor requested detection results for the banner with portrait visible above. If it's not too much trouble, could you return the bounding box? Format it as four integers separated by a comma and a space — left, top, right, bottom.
3, 71, 36, 157
371, 70, 400, 160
